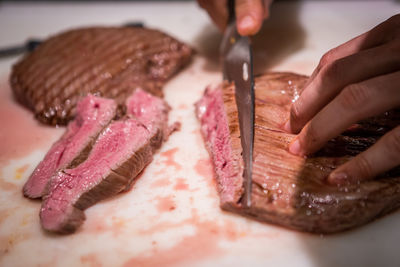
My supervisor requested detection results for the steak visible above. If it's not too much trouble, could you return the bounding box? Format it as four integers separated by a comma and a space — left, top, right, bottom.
40, 89, 171, 233
195, 72, 400, 234
10, 26, 193, 125
23, 95, 117, 199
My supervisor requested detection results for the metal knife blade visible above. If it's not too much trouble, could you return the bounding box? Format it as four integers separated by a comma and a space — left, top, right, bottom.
220, 0, 255, 208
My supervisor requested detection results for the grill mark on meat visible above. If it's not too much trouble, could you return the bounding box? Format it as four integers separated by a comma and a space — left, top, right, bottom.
31, 30, 123, 111
11, 27, 193, 125
24, 31, 97, 97
196, 72, 400, 234
36, 30, 173, 102
254, 124, 286, 134
85, 39, 168, 94
14, 30, 82, 82
27, 29, 115, 90
47, 31, 138, 95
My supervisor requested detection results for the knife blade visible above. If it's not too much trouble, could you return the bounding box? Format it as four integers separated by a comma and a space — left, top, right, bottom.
220, 0, 255, 208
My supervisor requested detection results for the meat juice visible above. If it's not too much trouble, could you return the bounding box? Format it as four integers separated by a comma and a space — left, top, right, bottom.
155, 195, 176, 212
123, 209, 242, 267
173, 178, 189, 191
159, 147, 182, 171
0, 79, 64, 169
194, 158, 216, 191
151, 177, 172, 188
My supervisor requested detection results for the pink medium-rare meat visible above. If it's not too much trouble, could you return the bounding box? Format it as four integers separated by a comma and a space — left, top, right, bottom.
126, 88, 168, 135
195, 72, 400, 234
196, 87, 243, 204
40, 119, 153, 233
126, 88, 180, 141
23, 95, 117, 199
10, 26, 193, 125
40, 89, 170, 233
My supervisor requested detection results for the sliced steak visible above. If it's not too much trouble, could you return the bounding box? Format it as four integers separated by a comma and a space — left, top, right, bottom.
40, 89, 170, 233
10, 26, 193, 125
23, 95, 117, 199
196, 72, 400, 234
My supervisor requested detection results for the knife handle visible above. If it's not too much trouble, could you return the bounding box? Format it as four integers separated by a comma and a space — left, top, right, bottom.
227, 0, 235, 23
27, 39, 42, 52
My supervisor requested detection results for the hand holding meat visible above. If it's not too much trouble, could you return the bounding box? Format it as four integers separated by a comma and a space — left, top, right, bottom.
197, 0, 272, 36
284, 15, 400, 185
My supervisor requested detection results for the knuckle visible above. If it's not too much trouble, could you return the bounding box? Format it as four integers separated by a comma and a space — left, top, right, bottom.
387, 39, 400, 53
386, 14, 400, 27
319, 54, 330, 69
381, 14, 400, 41
319, 49, 336, 68
290, 103, 301, 121
319, 59, 342, 83
289, 102, 303, 130
354, 154, 374, 179
302, 122, 319, 150
338, 83, 370, 111
387, 126, 400, 157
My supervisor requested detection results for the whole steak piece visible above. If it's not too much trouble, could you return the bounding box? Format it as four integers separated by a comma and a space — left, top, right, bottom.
40, 89, 172, 234
10, 26, 193, 125
196, 72, 400, 234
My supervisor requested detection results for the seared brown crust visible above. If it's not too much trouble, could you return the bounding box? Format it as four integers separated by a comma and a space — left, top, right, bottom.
203, 72, 400, 234
11, 27, 193, 125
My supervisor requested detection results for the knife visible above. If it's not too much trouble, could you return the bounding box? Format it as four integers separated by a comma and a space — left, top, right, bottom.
220, 0, 255, 208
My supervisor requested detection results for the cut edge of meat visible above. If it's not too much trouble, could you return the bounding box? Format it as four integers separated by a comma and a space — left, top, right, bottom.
23, 95, 117, 199
40, 119, 154, 233
195, 85, 244, 206
40, 90, 173, 234
196, 72, 400, 234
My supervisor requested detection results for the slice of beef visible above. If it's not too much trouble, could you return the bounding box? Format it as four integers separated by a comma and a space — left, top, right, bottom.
196, 72, 400, 234
40, 89, 170, 233
125, 88, 180, 144
10, 26, 193, 125
23, 95, 117, 199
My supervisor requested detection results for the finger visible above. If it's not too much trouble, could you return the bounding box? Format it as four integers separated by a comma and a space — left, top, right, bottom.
198, 0, 228, 31
328, 126, 400, 184
305, 14, 400, 86
284, 40, 400, 134
288, 71, 400, 156
291, 14, 400, 116
262, 0, 273, 18
236, 0, 265, 36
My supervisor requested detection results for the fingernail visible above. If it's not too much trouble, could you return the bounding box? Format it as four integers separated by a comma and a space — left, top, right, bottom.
288, 139, 301, 155
239, 16, 255, 31
283, 120, 291, 133
328, 172, 348, 185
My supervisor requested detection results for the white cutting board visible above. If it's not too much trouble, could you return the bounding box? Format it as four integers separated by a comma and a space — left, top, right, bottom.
1, 1, 400, 267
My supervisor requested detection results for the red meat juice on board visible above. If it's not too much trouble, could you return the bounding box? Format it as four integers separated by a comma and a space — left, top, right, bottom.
0, 79, 64, 168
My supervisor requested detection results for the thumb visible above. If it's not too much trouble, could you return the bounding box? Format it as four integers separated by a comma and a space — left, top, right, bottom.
236, 0, 270, 36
